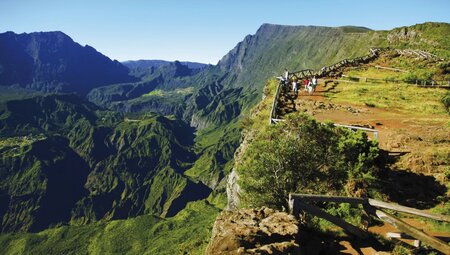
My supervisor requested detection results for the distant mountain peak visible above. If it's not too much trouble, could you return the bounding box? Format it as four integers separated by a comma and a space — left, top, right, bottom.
0, 31, 135, 95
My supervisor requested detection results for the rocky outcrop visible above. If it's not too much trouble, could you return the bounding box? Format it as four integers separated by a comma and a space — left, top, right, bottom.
387, 27, 419, 44
206, 207, 300, 255
226, 169, 240, 210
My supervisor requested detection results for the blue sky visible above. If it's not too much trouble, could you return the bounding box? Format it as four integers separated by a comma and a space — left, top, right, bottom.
1, 0, 449, 64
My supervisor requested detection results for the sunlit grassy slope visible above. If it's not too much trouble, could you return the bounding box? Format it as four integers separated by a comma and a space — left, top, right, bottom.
0, 201, 219, 255
326, 82, 448, 116
325, 55, 449, 116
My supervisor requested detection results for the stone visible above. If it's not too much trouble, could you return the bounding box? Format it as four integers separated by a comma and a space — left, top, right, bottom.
206, 207, 300, 255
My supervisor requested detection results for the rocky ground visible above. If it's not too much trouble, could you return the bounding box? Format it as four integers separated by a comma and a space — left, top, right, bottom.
206, 207, 300, 255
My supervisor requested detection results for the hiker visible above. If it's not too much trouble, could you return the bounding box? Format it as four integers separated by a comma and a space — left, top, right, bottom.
308, 79, 314, 96
311, 76, 317, 92
292, 80, 298, 95
303, 78, 309, 91
284, 68, 289, 86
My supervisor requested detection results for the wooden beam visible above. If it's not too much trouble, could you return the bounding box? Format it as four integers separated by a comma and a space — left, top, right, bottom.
289, 193, 366, 205
291, 199, 370, 239
387, 233, 422, 248
375, 210, 450, 254
333, 124, 378, 141
387, 232, 414, 239
368, 199, 450, 222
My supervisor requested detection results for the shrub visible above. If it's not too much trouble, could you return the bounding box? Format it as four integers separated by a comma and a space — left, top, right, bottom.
238, 113, 380, 209
402, 72, 418, 83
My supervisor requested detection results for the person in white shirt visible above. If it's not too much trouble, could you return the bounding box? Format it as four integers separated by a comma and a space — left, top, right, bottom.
311, 76, 317, 92
292, 80, 298, 95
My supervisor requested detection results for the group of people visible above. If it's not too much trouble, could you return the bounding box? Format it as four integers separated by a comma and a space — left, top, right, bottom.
280, 69, 318, 96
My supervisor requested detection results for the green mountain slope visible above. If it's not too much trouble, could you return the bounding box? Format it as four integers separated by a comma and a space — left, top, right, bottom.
0, 94, 211, 233
0, 200, 219, 255
86, 61, 209, 117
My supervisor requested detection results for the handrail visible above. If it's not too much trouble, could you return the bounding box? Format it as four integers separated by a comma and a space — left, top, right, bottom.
334, 123, 378, 140
288, 193, 450, 253
269, 80, 283, 125
289, 193, 450, 222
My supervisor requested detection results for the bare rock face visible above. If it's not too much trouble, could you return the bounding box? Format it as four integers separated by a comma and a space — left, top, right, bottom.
226, 169, 241, 210
206, 207, 300, 255
387, 27, 419, 44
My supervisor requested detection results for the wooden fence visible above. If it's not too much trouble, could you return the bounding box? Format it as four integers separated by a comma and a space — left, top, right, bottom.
269, 79, 284, 125
334, 123, 378, 141
289, 193, 450, 254
340, 74, 450, 88
269, 50, 382, 143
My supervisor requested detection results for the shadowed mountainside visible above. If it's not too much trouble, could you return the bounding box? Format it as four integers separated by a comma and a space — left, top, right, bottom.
0, 31, 135, 95
0, 94, 210, 232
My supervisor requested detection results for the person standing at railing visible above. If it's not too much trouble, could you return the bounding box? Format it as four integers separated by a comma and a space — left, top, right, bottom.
303, 78, 309, 91
281, 68, 289, 93
311, 76, 317, 92
292, 79, 298, 96
308, 79, 314, 95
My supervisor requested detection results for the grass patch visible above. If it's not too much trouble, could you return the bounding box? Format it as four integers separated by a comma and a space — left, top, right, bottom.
326, 82, 448, 116
347, 67, 403, 80
143, 87, 194, 98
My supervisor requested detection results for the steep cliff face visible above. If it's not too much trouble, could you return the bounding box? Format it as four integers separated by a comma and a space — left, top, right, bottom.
216, 24, 384, 92
0, 31, 135, 95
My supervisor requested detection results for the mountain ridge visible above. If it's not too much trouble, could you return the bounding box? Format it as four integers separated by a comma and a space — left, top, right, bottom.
0, 31, 135, 95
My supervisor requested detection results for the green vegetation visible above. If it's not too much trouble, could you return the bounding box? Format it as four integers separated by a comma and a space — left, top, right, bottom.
326, 82, 449, 116
143, 87, 194, 97
238, 113, 380, 209
0, 94, 213, 232
385, 22, 450, 59
0, 200, 219, 255
185, 119, 241, 189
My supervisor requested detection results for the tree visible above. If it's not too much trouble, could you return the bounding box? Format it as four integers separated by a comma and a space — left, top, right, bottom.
238, 113, 380, 209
